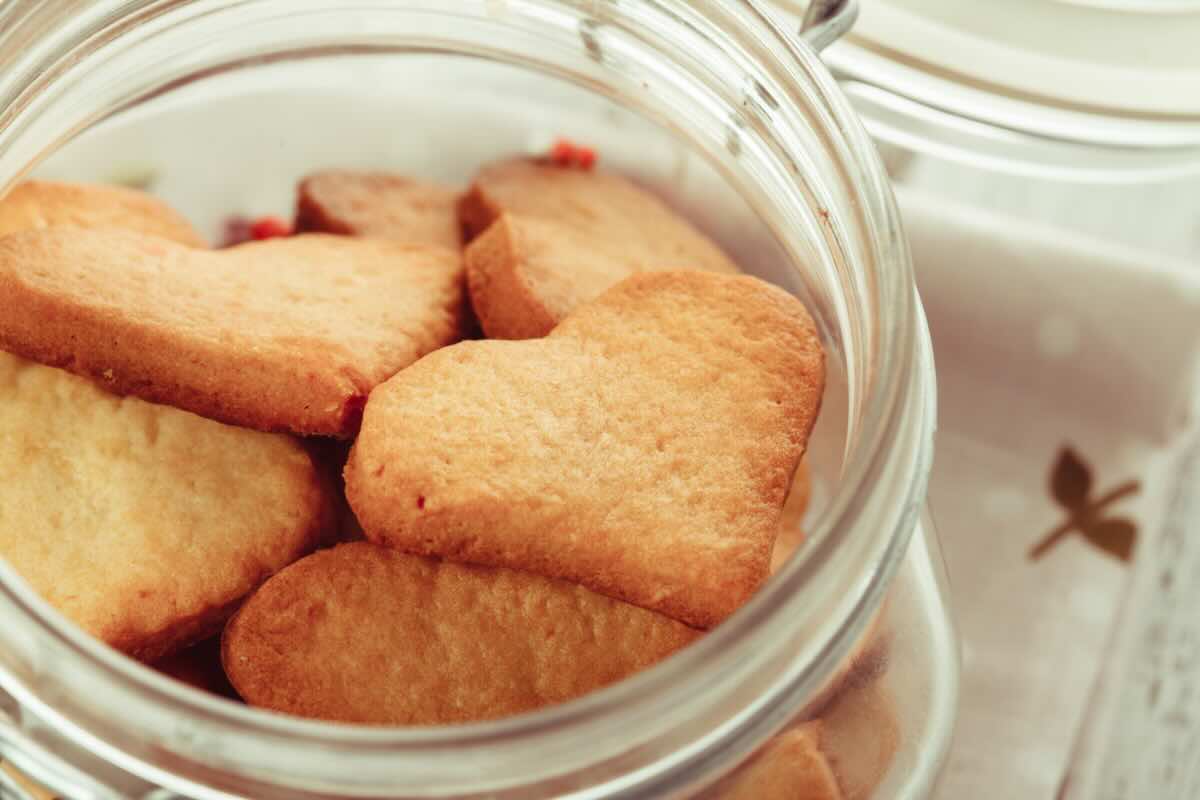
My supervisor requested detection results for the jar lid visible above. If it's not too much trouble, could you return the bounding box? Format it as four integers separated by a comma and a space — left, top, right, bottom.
775, 0, 1200, 177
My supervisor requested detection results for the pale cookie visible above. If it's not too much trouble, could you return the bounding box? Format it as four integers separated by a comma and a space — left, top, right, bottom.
708, 646, 898, 800
820, 679, 900, 800
0, 180, 206, 247
222, 542, 701, 725
459, 158, 740, 339
296, 170, 462, 250
0, 350, 334, 662
0, 229, 465, 437
346, 271, 824, 628
709, 723, 844, 800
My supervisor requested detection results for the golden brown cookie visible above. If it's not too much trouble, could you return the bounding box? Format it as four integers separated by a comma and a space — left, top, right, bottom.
710, 723, 844, 800
0, 350, 333, 662
295, 170, 462, 250
222, 542, 700, 725
0, 180, 206, 247
0, 228, 465, 437
346, 271, 824, 628
709, 643, 897, 800
459, 158, 740, 339
820, 679, 900, 800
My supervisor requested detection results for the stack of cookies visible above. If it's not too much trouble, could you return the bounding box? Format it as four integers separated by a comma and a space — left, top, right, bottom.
0, 155, 890, 799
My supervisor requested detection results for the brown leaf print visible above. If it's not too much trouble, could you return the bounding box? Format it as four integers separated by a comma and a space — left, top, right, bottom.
1029, 446, 1140, 563
1084, 517, 1137, 563
1051, 446, 1092, 510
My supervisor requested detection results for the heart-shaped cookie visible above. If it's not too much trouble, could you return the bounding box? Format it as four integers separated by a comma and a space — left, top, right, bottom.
0, 349, 333, 662
714, 724, 843, 800
814, 678, 899, 800
0, 228, 465, 436
296, 170, 462, 250
222, 542, 700, 725
709, 651, 897, 800
459, 158, 740, 339
0, 180, 206, 247
346, 270, 824, 628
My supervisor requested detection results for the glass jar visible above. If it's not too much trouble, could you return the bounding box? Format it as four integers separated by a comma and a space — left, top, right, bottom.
820, 0, 1200, 180
0, 2, 956, 798
770, 0, 1200, 258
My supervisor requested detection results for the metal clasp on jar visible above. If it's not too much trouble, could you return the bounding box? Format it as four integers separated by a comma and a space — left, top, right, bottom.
800, 0, 858, 51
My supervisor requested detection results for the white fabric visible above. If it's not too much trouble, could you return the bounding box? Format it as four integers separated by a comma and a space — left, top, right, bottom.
901, 188, 1200, 800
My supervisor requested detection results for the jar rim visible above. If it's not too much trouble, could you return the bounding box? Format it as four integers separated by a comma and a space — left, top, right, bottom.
0, 1, 932, 796
808, 0, 1200, 181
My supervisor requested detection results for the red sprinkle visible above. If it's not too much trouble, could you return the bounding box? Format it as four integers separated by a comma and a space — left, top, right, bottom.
550, 139, 576, 167
547, 138, 598, 170
249, 215, 292, 240
575, 146, 597, 170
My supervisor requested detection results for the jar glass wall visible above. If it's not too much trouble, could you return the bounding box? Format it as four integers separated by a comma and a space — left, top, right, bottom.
0, 2, 956, 798
768, 1, 1200, 258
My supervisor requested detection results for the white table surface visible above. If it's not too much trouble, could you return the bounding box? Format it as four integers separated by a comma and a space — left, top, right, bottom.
895, 154, 1200, 800
896, 155, 1200, 263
